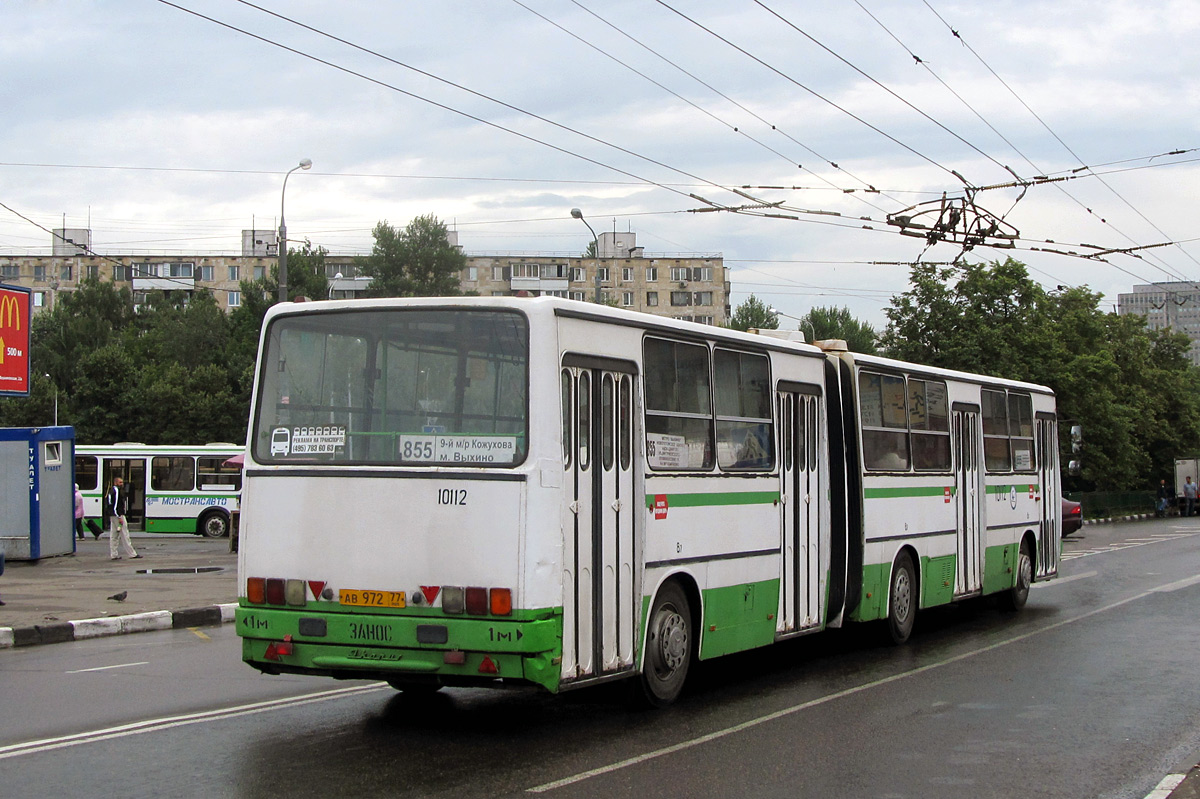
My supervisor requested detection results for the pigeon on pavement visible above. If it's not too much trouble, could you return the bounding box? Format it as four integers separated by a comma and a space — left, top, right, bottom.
107, 591, 128, 602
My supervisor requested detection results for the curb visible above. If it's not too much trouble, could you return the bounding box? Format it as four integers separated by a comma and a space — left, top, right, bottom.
0, 602, 237, 649
1083, 513, 1158, 525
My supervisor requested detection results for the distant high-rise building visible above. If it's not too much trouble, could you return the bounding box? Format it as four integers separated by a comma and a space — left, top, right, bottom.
1117, 281, 1200, 366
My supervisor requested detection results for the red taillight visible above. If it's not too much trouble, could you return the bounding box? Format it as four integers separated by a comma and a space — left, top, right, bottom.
266, 578, 286, 605
490, 588, 512, 616
247, 577, 266, 604
465, 587, 488, 615
263, 635, 294, 661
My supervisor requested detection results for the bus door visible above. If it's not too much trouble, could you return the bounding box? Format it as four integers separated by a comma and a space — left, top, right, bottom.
778, 388, 823, 634
561, 358, 637, 681
1035, 414, 1060, 577
952, 405, 983, 595
101, 458, 147, 530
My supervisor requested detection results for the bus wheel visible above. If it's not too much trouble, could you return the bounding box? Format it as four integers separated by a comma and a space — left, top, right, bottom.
1001, 538, 1033, 611
640, 581, 692, 707
886, 552, 916, 645
199, 511, 230, 538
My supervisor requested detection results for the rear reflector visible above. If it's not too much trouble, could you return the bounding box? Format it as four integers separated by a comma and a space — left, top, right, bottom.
265, 578, 286, 605
444, 650, 466, 665
247, 577, 266, 604
465, 587, 488, 615
478, 655, 499, 674
489, 588, 512, 616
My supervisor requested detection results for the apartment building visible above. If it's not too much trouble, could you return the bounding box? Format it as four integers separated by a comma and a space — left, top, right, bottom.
1117, 281, 1200, 366
3, 229, 730, 325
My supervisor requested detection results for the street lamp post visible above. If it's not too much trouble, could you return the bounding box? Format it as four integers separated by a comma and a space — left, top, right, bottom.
570, 208, 601, 303
769, 307, 816, 342
44, 373, 57, 425
278, 158, 312, 303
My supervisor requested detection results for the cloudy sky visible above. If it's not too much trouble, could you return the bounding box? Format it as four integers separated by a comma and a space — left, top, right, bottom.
2, 0, 1198, 327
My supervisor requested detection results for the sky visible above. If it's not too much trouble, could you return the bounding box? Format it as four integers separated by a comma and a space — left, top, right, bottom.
2, 0, 1198, 329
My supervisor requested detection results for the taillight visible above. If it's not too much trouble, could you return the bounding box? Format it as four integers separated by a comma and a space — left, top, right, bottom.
490, 588, 512, 616
465, 587, 488, 615
266, 578, 286, 605
439, 585, 512, 616
247, 577, 266, 604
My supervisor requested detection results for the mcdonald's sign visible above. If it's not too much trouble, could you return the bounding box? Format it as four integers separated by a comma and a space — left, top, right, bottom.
0, 284, 31, 397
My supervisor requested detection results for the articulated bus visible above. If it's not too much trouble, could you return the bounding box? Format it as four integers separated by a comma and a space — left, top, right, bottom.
75, 444, 243, 538
236, 297, 1059, 705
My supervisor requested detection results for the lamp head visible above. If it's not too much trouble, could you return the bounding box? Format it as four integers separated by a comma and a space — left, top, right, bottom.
299, 158, 312, 170
570, 208, 583, 220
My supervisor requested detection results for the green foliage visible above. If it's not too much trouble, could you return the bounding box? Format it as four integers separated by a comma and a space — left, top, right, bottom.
727, 295, 779, 332
881, 258, 1200, 491
799, 306, 878, 354
359, 215, 465, 298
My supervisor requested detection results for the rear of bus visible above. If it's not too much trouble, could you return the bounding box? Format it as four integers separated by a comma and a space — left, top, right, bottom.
235, 300, 562, 693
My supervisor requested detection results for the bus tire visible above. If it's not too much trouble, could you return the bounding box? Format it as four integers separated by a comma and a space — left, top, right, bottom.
1001, 538, 1033, 611
639, 581, 693, 707
199, 510, 230, 538
886, 551, 917, 645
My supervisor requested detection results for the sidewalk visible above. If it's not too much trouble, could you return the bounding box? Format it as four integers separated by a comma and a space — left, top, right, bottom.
0, 535, 236, 648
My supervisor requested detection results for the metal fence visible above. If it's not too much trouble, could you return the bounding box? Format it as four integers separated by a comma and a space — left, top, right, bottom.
1065, 490, 1157, 520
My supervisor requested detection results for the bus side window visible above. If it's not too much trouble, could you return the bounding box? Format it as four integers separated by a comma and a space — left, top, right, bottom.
75, 456, 99, 491
561, 369, 573, 468
578, 372, 591, 470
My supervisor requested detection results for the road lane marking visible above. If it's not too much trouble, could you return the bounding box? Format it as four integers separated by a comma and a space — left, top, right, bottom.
1154, 574, 1200, 593
188, 628, 211, 641
528, 576, 1200, 793
1037, 570, 1096, 587
65, 661, 149, 674
0, 683, 387, 760
1144, 772, 1186, 799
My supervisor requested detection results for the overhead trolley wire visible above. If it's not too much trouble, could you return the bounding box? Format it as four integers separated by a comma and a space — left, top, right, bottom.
556, 0, 899, 215
920, 0, 1199, 284
653, 0, 974, 188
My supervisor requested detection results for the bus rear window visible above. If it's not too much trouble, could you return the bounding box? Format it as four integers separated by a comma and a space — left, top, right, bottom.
253, 309, 529, 466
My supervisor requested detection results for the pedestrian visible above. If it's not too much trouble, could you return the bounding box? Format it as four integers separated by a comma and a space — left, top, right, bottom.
1157, 479, 1174, 518
74, 483, 86, 541
1185, 476, 1199, 518
106, 476, 141, 560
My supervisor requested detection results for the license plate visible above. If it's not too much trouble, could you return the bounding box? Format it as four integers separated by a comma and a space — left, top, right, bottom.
339, 589, 406, 608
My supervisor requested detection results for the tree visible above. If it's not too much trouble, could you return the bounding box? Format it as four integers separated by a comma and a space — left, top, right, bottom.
359, 215, 465, 298
880, 257, 1200, 491
727, 295, 778, 332
798, 306, 878, 354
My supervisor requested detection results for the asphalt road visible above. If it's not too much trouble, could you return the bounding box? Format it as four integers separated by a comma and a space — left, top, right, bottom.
3, 518, 1200, 799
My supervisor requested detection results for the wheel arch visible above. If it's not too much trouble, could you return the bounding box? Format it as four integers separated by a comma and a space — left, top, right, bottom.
196, 507, 232, 537
640, 570, 702, 667
891, 544, 921, 611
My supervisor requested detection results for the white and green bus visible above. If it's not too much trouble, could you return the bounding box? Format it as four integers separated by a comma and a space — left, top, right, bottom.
236, 297, 1059, 705
75, 443, 243, 538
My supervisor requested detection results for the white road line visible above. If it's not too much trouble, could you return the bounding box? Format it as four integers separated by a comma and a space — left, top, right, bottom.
1144, 772, 1185, 799
1154, 574, 1200, 593
527, 577, 1194, 793
0, 683, 387, 760
1038, 570, 1096, 587
66, 661, 149, 674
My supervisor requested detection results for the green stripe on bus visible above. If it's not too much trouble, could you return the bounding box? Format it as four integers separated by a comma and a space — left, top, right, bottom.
863, 485, 952, 499
146, 518, 196, 533
644, 490, 780, 509
985, 483, 1038, 495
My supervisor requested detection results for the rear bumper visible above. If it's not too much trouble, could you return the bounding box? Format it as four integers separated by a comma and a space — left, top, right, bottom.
236, 604, 562, 691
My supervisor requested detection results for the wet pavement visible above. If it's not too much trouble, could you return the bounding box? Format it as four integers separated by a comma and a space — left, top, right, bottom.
0, 534, 235, 645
